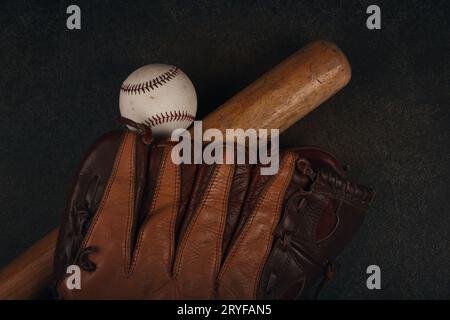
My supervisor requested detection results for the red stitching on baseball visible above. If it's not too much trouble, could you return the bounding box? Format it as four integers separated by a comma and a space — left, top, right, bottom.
120, 67, 180, 95
143, 110, 195, 128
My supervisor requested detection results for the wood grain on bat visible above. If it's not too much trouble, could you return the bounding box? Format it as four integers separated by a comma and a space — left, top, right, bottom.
199, 40, 350, 135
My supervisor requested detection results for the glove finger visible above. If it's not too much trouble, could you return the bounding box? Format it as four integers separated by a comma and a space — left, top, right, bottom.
53, 131, 123, 283
221, 164, 252, 256
217, 152, 296, 299
131, 145, 180, 297
58, 131, 137, 298
174, 163, 235, 299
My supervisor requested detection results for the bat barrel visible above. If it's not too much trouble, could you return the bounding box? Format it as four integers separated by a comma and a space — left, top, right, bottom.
200, 40, 351, 134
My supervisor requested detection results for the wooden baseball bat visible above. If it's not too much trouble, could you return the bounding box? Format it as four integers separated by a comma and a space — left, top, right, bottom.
0, 40, 351, 299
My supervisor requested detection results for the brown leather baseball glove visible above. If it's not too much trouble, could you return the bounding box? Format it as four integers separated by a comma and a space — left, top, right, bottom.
53, 130, 374, 299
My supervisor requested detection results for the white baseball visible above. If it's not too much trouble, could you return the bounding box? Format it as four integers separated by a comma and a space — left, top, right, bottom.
119, 64, 197, 138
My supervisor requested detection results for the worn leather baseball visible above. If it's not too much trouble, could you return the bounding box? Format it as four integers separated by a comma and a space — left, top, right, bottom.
119, 64, 197, 138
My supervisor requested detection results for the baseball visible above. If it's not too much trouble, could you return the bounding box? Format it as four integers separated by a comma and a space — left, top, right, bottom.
119, 64, 197, 138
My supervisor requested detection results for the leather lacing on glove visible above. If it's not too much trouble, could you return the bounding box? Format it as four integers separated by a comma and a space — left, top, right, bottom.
317, 170, 373, 207
268, 157, 371, 299
77, 246, 98, 272
66, 119, 155, 275
62, 119, 172, 279
51, 185, 101, 298
72, 192, 99, 272
119, 116, 153, 145
72, 176, 99, 272
271, 220, 339, 298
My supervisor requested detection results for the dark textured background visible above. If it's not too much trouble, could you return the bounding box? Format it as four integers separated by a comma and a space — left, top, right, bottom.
0, 0, 449, 299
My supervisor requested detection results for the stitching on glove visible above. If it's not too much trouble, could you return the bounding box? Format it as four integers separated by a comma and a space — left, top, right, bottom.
127, 146, 174, 276
315, 202, 342, 244
173, 165, 215, 277
169, 155, 181, 276
217, 153, 296, 297
214, 166, 235, 277
173, 165, 218, 278
123, 133, 137, 276
79, 132, 130, 255
252, 153, 296, 297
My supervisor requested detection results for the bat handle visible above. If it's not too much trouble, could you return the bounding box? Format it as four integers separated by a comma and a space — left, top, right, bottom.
0, 228, 59, 299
